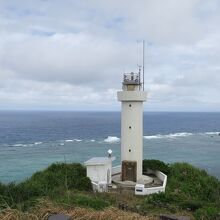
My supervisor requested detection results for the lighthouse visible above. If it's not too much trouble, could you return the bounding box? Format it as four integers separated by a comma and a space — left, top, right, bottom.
117, 71, 147, 182
85, 68, 167, 195
84, 44, 167, 194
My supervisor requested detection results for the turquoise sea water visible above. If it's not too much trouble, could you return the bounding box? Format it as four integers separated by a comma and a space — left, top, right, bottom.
0, 111, 219, 183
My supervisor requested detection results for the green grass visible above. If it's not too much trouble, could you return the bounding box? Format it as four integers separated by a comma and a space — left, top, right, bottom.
0, 163, 92, 210
142, 162, 220, 219
54, 191, 110, 210
0, 160, 219, 219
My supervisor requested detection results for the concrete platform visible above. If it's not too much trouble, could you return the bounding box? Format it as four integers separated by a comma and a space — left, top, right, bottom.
112, 173, 155, 189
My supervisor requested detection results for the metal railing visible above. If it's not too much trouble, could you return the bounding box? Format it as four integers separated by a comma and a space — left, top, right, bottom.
123, 73, 140, 85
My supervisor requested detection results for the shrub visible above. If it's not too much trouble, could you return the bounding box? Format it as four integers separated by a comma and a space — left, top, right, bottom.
143, 159, 170, 174
0, 163, 92, 210
180, 200, 203, 211
142, 161, 220, 218
168, 163, 220, 203
76, 177, 92, 191
26, 163, 92, 194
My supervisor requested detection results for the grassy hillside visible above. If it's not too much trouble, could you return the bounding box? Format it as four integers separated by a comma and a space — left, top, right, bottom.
142, 160, 220, 219
0, 163, 92, 210
0, 161, 219, 220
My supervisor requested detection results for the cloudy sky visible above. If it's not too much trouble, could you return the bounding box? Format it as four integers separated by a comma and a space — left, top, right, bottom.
0, 0, 220, 111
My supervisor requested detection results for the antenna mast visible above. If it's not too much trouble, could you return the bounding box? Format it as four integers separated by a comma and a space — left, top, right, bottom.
142, 40, 145, 91
137, 64, 141, 84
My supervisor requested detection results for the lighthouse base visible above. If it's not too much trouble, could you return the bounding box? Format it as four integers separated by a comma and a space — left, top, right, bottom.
112, 173, 153, 186
111, 165, 167, 195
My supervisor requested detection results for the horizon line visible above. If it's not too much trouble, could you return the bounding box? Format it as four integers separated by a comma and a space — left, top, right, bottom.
0, 109, 220, 113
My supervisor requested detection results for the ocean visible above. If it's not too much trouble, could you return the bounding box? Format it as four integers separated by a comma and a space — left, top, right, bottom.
0, 111, 219, 183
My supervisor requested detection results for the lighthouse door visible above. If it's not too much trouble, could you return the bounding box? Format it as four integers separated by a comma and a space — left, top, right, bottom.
122, 161, 137, 182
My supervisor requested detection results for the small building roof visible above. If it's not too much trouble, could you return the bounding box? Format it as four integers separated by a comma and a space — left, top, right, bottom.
84, 157, 115, 166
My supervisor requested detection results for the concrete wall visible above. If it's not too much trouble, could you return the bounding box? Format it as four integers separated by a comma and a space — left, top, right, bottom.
135, 171, 167, 195
117, 91, 147, 101
117, 90, 147, 181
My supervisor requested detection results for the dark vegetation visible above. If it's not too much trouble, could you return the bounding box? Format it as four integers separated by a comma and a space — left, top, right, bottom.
143, 161, 220, 220
0, 161, 219, 219
143, 159, 170, 175
0, 163, 94, 210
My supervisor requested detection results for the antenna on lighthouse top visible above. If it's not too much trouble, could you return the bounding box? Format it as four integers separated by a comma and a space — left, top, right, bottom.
142, 40, 145, 91
137, 64, 141, 85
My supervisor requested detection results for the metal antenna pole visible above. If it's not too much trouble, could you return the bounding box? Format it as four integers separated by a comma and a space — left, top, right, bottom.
137, 64, 141, 83
142, 40, 145, 91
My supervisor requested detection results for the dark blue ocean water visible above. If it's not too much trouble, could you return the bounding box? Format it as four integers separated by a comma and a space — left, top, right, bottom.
0, 111, 219, 183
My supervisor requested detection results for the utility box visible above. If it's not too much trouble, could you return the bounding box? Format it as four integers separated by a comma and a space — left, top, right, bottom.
135, 184, 145, 195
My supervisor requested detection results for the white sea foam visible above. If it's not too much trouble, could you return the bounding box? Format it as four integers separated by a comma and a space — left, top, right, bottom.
74, 139, 82, 142
65, 139, 82, 142
205, 132, 220, 135
13, 144, 24, 147
34, 142, 42, 145
166, 132, 193, 138
144, 132, 193, 140
90, 139, 95, 142
104, 136, 120, 143
65, 139, 73, 142
144, 135, 163, 140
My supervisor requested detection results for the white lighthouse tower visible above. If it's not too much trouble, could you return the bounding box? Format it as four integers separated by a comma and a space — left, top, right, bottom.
117, 71, 147, 182
84, 67, 167, 195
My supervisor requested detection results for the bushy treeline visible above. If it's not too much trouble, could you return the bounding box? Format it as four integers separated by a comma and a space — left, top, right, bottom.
143, 159, 170, 174
142, 161, 220, 220
0, 163, 92, 210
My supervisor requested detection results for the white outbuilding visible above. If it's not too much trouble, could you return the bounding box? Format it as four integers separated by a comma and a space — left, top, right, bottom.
84, 155, 115, 192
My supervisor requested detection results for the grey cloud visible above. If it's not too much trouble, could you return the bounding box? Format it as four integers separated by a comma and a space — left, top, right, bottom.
0, 32, 139, 86
0, 0, 220, 111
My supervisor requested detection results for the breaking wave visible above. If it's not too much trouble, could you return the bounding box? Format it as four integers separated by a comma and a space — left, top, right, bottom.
12, 142, 41, 147
144, 132, 193, 140
104, 136, 120, 143
65, 139, 73, 142
144, 131, 220, 140
8, 131, 220, 148
12, 144, 25, 147
65, 139, 82, 142
204, 132, 220, 135
74, 139, 82, 142
144, 135, 163, 140
167, 132, 193, 138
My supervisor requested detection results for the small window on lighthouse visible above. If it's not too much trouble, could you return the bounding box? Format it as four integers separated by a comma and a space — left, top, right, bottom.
129, 104, 132, 107
129, 126, 131, 129
129, 149, 131, 152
